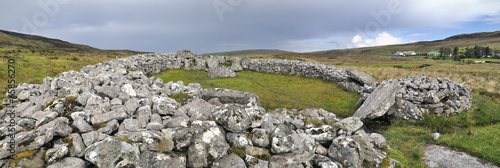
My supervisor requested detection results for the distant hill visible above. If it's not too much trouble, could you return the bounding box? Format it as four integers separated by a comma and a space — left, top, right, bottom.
0, 29, 143, 55
206, 49, 292, 56
311, 30, 500, 56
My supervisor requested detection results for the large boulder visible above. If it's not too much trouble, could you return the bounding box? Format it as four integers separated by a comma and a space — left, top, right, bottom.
211, 104, 252, 133
353, 79, 400, 120
346, 69, 378, 86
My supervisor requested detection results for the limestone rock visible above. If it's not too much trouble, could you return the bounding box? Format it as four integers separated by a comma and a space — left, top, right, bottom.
47, 157, 86, 168
211, 104, 252, 133
269, 150, 314, 168
252, 128, 270, 148
152, 95, 180, 115
213, 153, 247, 168
333, 117, 363, 136
354, 79, 400, 120
208, 66, 238, 78
84, 137, 140, 168
226, 132, 253, 149
423, 145, 497, 168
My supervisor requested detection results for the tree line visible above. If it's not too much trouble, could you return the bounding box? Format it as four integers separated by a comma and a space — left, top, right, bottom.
438, 45, 493, 60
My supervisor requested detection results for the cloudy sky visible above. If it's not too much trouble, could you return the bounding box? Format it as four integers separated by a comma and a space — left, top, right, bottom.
1, 0, 500, 53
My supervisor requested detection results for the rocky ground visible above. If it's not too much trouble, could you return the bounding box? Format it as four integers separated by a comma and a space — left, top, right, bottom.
423, 145, 498, 168
0, 50, 475, 168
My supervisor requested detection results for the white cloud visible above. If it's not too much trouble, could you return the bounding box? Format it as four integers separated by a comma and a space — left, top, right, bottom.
350, 32, 407, 48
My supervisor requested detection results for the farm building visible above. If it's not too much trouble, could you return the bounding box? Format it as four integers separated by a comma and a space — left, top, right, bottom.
427, 51, 440, 56
394, 51, 405, 57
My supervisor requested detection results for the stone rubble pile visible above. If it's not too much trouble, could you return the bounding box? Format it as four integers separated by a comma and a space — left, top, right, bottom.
0, 51, 388, 168
354, 75, 472, 121
0, 50, 473, 167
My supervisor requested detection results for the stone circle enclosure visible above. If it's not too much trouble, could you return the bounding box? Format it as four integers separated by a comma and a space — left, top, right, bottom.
0, 50, 471, 167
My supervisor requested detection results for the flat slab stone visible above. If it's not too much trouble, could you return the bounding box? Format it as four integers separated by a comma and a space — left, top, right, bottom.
423, 145, 498, 168
353, 79, 399, 120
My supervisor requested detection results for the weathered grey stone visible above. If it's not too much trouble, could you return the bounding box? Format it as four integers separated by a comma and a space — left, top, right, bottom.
173, 127, 194, 151
230, 57, 243, 72
152, 95, 180, 115
328, 136, 361, 168
110, 97, 123, 106
91, 108, 129, 124
333, 117, 363, 136
202, 88, 261, 107
84, 137, 140, 168
136, 151, 186, 168
423, 145, 498, 168
271, 124, 297, 154
182, 99, 216, 120
187, 140, 208, 168
124, 99, 140, 116
212, 104, 252, 133
97, 85, 120, 98
118, 118, 140, 132
208, 65, 238, 78
347, 69, 378, 86
97, 119, 119, 135
135, 85, 150, 98
46, 143, 69, 164
190, 120, 230, 165
72, 118, 93, 133
305, 125, 335, 144
213, 153, 247, 168
354, 79, 400, 120
146, 122, 163, 131
252, 128, 270, 148
207, 57, 219, 69
226, 132, 253, 149
269, 150, 314, 168
69, 133, 85, 157
164, 116, 190, 128
245, 155, 269, 168
370, 133, 386, 148
313, 155, 340, 168
121, 83, 137, 97
47, 157, 86, 168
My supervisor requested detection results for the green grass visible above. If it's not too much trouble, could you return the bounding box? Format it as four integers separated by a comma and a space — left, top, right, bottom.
154, 69, 360, 118
379, 93, 500, 167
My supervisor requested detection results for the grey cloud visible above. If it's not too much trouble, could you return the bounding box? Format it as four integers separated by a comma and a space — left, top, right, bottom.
1, 0, 499, 53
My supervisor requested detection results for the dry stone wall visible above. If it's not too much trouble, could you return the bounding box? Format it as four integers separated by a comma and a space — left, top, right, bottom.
1, 51, 387, 168
0, 50, 471, 167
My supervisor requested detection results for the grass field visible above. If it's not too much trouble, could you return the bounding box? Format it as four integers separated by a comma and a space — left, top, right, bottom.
154, 69, 360, 118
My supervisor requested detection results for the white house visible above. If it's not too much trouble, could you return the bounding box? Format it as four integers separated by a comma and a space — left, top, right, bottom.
394, 51, 405, 57
406, 51, 416, 56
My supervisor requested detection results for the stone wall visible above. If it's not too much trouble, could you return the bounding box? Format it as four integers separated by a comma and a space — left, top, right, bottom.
0, 50, 472, 167
0, 51, 387, 168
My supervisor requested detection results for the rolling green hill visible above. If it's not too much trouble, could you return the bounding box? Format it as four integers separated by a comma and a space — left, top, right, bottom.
0, 29, 143, 55
311, 30, 500, 56
208, 30, 500, 57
